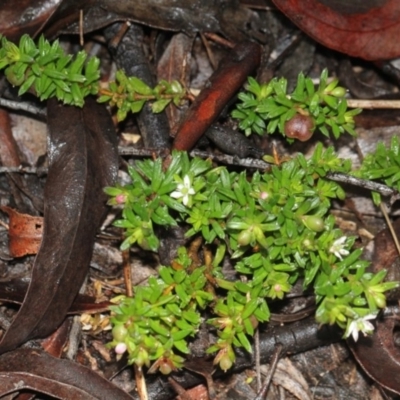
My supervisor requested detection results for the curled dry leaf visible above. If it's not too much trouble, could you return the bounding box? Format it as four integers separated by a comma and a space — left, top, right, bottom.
0, 97, 118, 354
0, 206, 43, 257
272, 0, 400, 60
0, 348, 134, 399
0, 0, 62, 41
43, 0, 254, 42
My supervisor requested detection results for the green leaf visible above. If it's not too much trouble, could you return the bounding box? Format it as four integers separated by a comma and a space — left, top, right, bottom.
159, 267, 175, 285
129, 76, 153, 95
130, 100, 145, 113
18, 74, 35, 96
150, 320, 170, 337
237, 332, 252, 353
243, 318, 255, 336
97, 95, 111, 103
242, 298, 259, 319
152, 98, 171, 113
44, 67, 66, 80
173, 339, 190, 354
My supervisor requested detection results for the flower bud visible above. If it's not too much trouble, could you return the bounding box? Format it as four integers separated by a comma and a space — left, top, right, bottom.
115, 194, 127, 204
373, 292, 386, 309
330, 87, 346, 98
112, 325, 128, 342
159, 361, 173, 375
302, 215, 325, 232
284, 114, 315, 142
136, 348, 150, 368
219, 353, 233, 372
115, 342, 127, 355
237, 229, 252, 246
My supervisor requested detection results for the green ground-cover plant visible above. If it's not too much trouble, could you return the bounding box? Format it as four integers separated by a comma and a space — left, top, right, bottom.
232, 70, 361, 140
0, 34, 359, 141
0, 33, 399, 374
354, 135, 400, 205
105, 147, 399, 372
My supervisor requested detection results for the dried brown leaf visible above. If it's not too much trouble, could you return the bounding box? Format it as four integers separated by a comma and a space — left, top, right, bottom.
0, 97, 118, 354
0, 348, 134, 399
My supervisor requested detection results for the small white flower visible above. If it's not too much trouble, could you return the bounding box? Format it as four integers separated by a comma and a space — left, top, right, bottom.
170, 175, 195, 206
345, 314, 376, 342
329, 236, 350, 260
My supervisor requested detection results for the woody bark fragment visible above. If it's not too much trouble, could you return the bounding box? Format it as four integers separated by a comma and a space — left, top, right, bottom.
172, 41, 262, 151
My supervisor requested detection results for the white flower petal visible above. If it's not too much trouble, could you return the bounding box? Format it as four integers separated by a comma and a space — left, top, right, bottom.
362, 320, 374, 334
170, 191, 183, 199
345, 313, 377, 342
170, 175, 195, 207
182, 194, 189, 206
335, 236, 347, 245
183, 175, 191, 187
330, 236, 350, 260
351, 326, 359, 342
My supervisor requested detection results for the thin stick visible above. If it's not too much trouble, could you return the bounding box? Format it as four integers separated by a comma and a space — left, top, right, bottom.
134, 364, 148, 400
79, 9, 84, 47
122, 249, 133, 297
0, 98, 46, 117
380, 202, 400, 256
254, 328, 262, 391
347, 99, 400, 109
118, 147, 271, 170
0, 166, 46, 174
200, 32, 217, 70
253, 344, 283, 400
326, 172, 398, 200
203, 32, 235, 49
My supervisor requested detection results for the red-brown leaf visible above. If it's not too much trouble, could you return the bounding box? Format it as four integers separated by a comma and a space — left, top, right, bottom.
271, 0, 400, 60
172, 41, 261, 151
0, 206, 43, 257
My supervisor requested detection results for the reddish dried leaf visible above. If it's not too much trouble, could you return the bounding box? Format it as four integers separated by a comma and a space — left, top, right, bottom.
0, 348, 134, 399
177, 384, 209, 400
172, 41, 261, 151
271, 0, 400, 60
1, 206, 43, 257
41, 318, 72, 357
0, 97, 118, 354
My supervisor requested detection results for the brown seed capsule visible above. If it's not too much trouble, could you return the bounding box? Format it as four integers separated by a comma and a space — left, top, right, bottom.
284, 114, 315, 141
